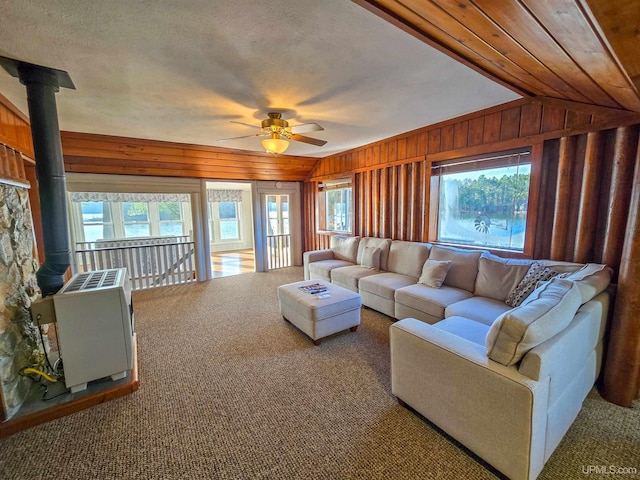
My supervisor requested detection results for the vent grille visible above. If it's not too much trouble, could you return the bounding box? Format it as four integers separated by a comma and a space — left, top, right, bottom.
64, 269, 120, 292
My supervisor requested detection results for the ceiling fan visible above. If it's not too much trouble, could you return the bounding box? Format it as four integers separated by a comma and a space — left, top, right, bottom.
218, 112, 327, 154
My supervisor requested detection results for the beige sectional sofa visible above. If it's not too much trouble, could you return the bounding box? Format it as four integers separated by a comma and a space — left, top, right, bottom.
303, 235, 612, 480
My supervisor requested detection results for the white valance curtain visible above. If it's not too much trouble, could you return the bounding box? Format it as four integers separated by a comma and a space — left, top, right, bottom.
69, 192, 191, 202
206, 189, 243, 202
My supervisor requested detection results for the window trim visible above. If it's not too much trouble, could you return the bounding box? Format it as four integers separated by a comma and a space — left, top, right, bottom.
428, 146, 542, 258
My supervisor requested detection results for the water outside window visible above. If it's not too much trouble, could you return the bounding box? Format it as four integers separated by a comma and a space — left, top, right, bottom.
159, 201, 184, 236
81, 202, 114, 242
122, 202, 151, 238
437, 164, 531, 252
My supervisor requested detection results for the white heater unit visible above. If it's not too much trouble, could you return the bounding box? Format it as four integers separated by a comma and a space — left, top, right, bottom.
52, 268, 134, 393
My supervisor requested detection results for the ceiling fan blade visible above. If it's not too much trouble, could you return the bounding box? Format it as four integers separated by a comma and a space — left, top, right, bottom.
290, 134, 327, 146
230, 120, 261, 130
290, 122, 324, 134
217, 133, 267, 142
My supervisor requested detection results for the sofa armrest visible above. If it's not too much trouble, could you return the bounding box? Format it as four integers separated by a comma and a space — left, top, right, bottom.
303, 249, 334, 280
390, 318, 549, 480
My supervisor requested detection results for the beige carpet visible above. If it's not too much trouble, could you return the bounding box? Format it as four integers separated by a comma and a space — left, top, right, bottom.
1, 267, 638, 479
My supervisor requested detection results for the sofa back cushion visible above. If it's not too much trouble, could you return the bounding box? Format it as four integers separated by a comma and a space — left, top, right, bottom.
357, 237, 392, 271
429, 245, 484, 292
486, 278, 582, 366
387, 241, 430, 278
558, 263, 612, 304
330, 235, 360, 263
474, 253, 533, 302
361, 247, 381, 270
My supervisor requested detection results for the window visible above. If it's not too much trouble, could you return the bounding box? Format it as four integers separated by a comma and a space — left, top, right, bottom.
266, 195, 289, 235
218, 201, 240, 240
122, 202, 150, 238
318, 178, 352, 233
432, 150, 531, 252
159, 201, 184, 236
80, 202, 114, 242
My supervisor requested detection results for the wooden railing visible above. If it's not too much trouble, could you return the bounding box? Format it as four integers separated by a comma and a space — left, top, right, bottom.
74, 236, 196, 290
266, 234, 291, 269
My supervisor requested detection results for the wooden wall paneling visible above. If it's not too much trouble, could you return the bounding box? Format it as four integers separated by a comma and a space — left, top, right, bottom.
416, 131, 428, 156
592, 129, 617, 265
390, 166, 398, 239
550, 135, 577, 260
573, 131, 605, 263
600, 125, 639, 272
357, 172, 365, 236
397, 137, 407, 161
500, 106, 522, 141
565, 110, 593, 129
534, 139, 560, 259
419, 160, 429, 242
453, 121, 469, 149
0, 144, 9, 180
379, 167, 389, 238
520, 102, 543, 137
483, 112, 502, 144
440, 125, 454, 152
396, 165, 407, 238
371, 169, 380, 237
602, 138, 640, 406
564, 134, 587, 260
541, 105, 567, 133
428, 130, 441, 154
467, 116, 484, 146
524, 143, 544, 258
364, 169, 373, 236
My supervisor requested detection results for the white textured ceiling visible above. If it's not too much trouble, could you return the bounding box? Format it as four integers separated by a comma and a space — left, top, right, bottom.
0, 0, 520, 157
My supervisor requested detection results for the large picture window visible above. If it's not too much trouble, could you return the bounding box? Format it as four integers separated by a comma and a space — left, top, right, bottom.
432, 149, 532, 252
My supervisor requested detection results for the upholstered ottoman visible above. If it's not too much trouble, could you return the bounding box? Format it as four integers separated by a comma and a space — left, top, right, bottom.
277, 280, 362, 345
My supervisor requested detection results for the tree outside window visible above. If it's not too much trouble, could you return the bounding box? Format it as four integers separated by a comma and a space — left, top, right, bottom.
435, 152, 531, 252
122, 202, 150, 238
326, 187, 351, 233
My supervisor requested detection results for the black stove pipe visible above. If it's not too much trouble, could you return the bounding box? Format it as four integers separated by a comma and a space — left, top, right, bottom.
18, 64, 72, 297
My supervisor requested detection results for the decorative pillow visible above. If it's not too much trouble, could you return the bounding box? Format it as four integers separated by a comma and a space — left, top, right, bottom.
505, 262, 560, 307
361, 247, 381, 270
418, 259, 452, 288
474, 253, 533, 302
486, 278, 581, 366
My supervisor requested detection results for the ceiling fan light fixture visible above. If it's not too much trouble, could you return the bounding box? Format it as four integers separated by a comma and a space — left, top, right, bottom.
262, 133, 289, 154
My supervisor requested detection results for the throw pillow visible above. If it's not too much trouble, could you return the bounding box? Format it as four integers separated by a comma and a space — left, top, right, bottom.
505, 262, 560, 307
418, 259, 452, 288
361, 247, 381, 270
486, 278, 581, 366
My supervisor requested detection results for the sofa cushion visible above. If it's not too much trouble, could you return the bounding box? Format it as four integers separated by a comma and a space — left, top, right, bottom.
505, 262, 560, 307
429, 245, 484, 292
557, 263, 611, 304
474, 253, 533, 302
308, 259, 354, 281
395, 283, 473, 320
330, 235, 360, 263
331, 265, 381, 292
357, 237, 392, 271
433, 316, 491, 347
418, 259, 451, 288
387, 241, 430, 278
486, 278, 582, 366
359, 272, 417, 300
444, 297, 512, 326
361, 246, 381, 270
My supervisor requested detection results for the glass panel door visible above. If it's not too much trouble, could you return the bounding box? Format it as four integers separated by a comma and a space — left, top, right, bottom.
265, 195, 291, 269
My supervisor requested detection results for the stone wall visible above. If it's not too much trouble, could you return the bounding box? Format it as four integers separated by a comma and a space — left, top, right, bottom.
0, 183, 42, 420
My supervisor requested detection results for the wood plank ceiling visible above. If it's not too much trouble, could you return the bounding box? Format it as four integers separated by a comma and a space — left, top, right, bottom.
355, 0, 640, 112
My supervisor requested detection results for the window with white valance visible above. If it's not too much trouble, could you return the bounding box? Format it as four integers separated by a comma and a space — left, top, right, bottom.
206, 189, 243, 203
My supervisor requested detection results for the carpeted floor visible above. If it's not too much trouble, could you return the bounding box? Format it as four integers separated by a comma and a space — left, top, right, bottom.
1, 267, 638, 479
